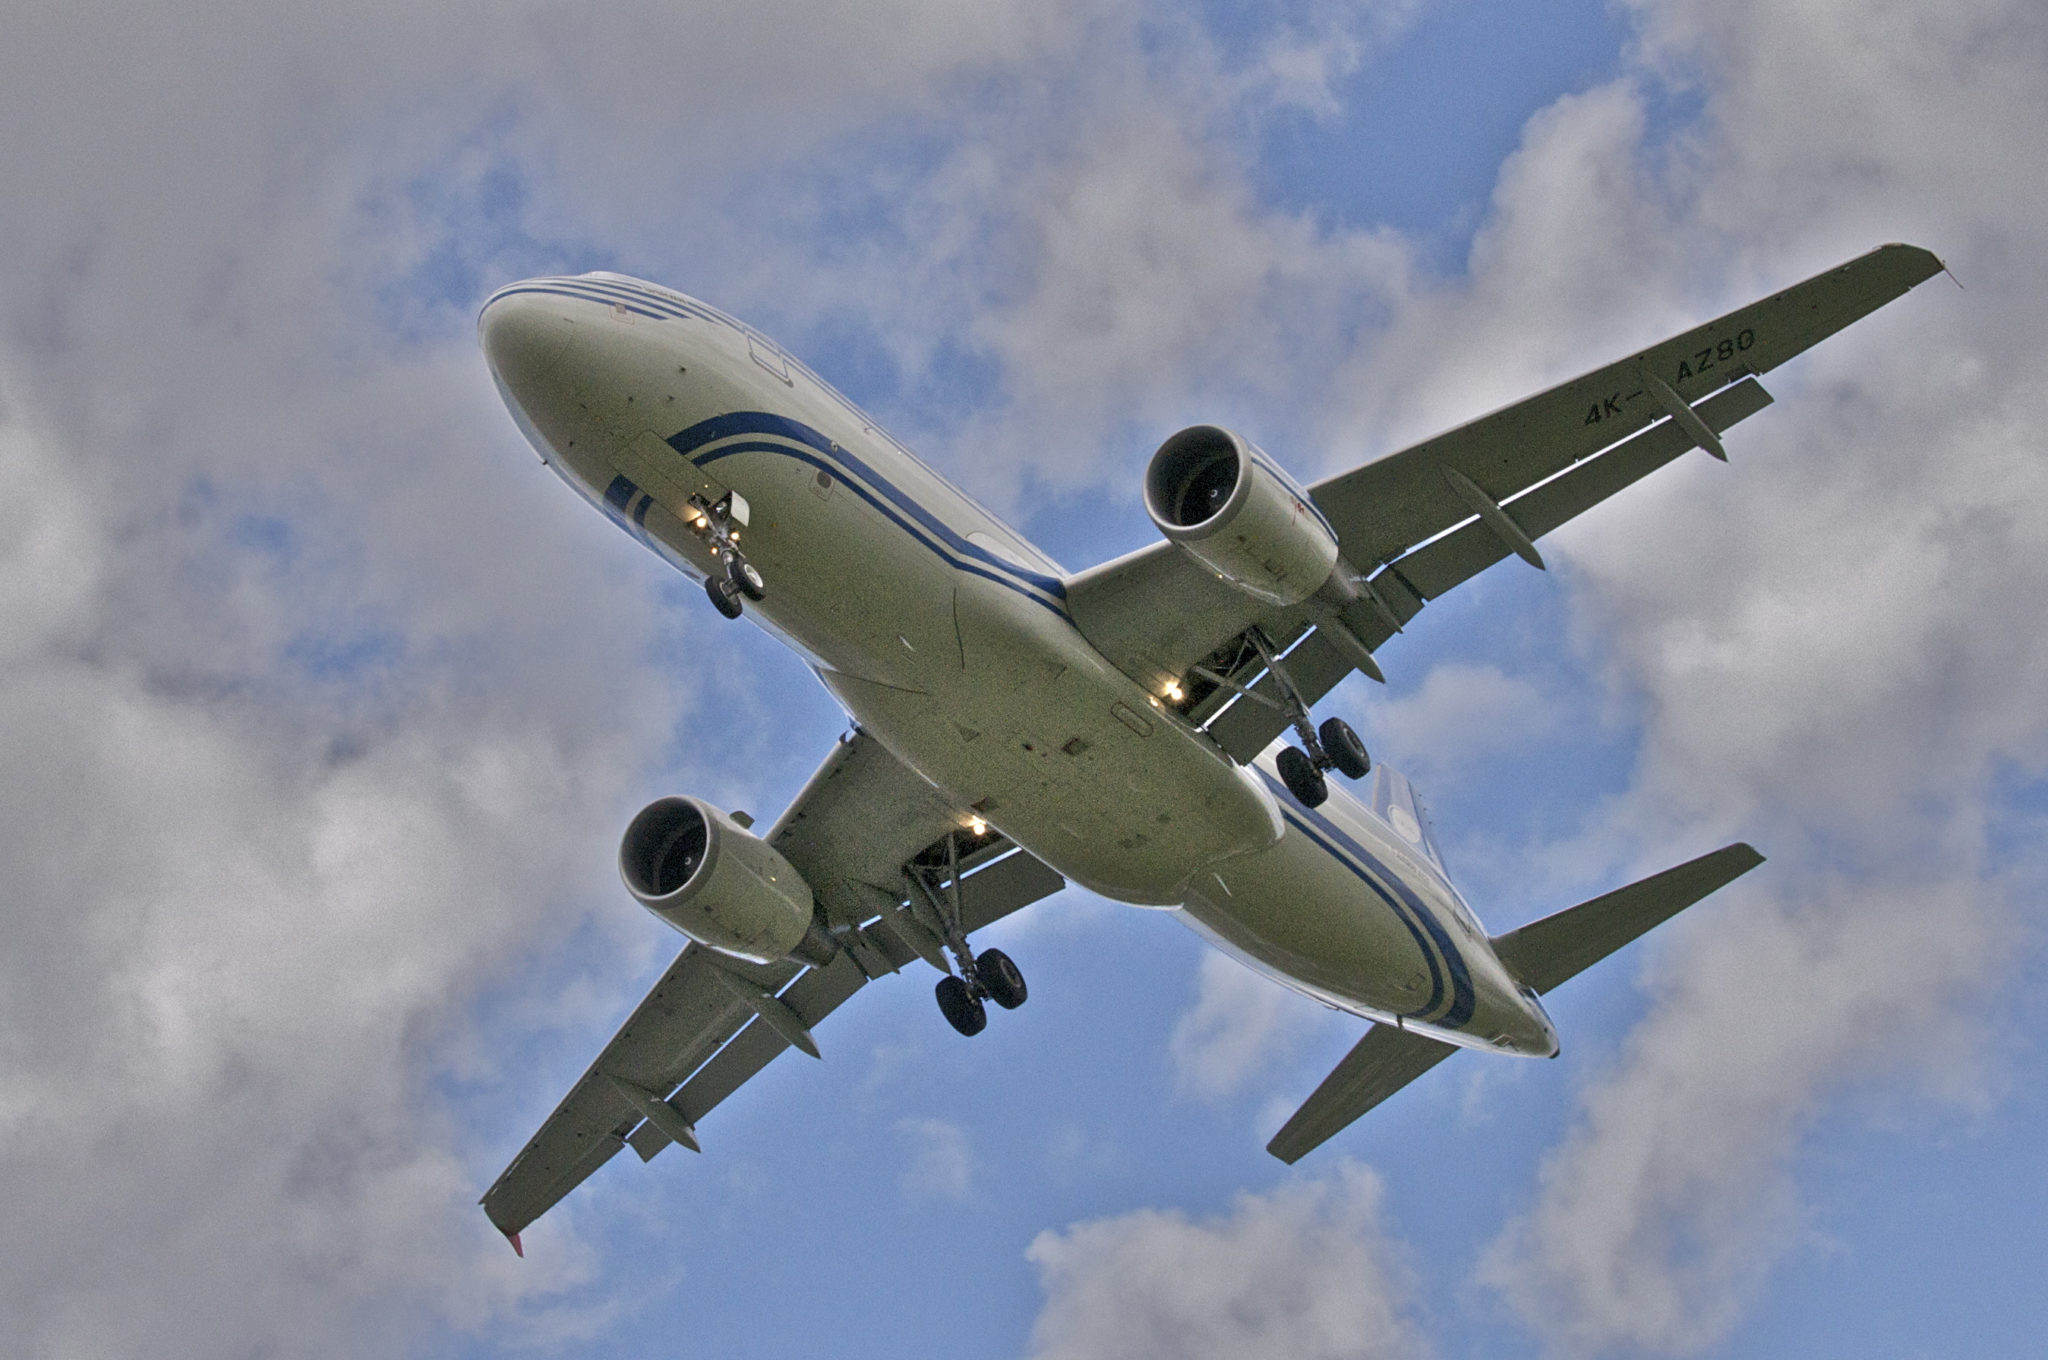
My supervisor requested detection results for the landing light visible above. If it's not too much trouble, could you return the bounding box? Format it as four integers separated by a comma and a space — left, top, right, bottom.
969, 815, 988, 837
1164, 680, 1185, 702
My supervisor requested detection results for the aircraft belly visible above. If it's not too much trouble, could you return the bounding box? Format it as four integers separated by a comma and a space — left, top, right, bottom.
1182, 823, 1452, 1023
729, 451, 965, 689
822, 575, 1284, 905
507, 307, 1280, 902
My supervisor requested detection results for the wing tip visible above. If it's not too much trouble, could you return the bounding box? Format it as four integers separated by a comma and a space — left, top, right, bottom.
1724, 841, 1767, 873
1265, 1134, 1310, 1165
1873, 241, 1948, 288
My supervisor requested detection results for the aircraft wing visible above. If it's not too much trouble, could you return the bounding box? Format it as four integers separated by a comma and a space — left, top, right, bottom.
480, 729, 1065, 1246
1069, 244, 1945, 762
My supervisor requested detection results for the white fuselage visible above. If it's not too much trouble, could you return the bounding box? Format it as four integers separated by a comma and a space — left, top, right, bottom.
480, 273, 1557, 1057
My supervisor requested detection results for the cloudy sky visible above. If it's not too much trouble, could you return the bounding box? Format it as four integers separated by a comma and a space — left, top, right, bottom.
3, 0, 2045, 1355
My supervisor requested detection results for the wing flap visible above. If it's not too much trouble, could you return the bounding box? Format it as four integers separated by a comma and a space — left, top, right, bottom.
666, 947, 877, 1131
1394, 376, 1774, 602
1266, 1024, 1457, 1164
480, 946, 790, 1238
1491, 842, 1764, 995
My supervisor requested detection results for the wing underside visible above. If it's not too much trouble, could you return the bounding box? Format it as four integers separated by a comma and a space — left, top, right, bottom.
1067, 244, 1944, 762
481, 732, 1064, 1242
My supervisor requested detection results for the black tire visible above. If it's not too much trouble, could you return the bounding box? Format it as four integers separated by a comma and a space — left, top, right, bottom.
728, 556, 766, 601
705, 574, 745, 619
1277, 745, 1328, 808
935, 975, 987, 1036
974, 948, 1028, 1010
1318, 717, 1371, 780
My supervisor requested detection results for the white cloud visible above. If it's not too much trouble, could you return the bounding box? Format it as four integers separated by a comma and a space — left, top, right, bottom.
896, 1116, 974, 1201
1479, 870, 2013, 1355
3, 0, 2045, 1355
0, 397, 654, 1355
1170, 951, 1328, 1102
961, 88, 1413, 492
1400, 0, 2048, 1348
1360, 661, 1561, 784
1025, 1164, 1427, 1360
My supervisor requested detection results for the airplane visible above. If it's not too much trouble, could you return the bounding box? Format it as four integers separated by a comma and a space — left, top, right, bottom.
475, 243, 1945, 1253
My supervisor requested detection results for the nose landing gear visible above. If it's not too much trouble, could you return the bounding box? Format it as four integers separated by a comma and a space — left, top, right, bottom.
690, 491, 764, 618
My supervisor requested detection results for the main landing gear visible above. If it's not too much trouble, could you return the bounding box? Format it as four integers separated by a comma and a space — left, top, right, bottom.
1243, 627, 1371, 811
692, 491, 765, 619
933, 949, 1028, 1037
912, 834, 1030, 1037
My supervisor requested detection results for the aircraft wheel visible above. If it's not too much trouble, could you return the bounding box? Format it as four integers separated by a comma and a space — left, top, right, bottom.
705, 574, 745, 619
935, 975, 987, 1036
728, 556, 767, 601
1318, 717, 1371, 780
974, 948, 1028, 1010
1277, 745, 1328, 808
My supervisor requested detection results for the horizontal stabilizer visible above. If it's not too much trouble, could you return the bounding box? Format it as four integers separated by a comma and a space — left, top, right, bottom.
1266, 1024, 1456, 1164
1490, 843, 1764, 996
1267, 843, 1763, 1164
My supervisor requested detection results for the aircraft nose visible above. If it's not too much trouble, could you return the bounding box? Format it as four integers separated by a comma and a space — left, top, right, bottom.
479, 289, 576, 392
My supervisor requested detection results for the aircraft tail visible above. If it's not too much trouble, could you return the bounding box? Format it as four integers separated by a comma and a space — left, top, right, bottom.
1489, 842, 1763, 995
1265, 841, 1762, 1164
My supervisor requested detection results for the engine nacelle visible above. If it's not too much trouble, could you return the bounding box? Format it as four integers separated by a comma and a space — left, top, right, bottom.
619, 796, 815, 964
1144, 425, 1339, 607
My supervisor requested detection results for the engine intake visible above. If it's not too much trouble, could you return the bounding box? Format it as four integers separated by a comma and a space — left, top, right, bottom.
1144, 425, 1339, 607
620, 796, 815, 964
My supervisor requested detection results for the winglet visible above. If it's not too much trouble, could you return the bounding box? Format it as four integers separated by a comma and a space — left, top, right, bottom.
505, 1230, 524, 1258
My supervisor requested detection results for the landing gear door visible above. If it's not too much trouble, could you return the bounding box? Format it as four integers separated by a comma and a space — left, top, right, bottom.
612, 429, 732, 520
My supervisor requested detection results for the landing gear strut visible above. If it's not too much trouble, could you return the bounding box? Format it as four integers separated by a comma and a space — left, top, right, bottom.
911, 832, 1029, 1036
1241, 628, 1370, 809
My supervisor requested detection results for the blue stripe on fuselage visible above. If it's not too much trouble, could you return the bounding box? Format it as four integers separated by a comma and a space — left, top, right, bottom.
667, 411, 1069, 614
490, 282, 671, 322
1260, 771, 1477, 1028
483, 280, 1069, 614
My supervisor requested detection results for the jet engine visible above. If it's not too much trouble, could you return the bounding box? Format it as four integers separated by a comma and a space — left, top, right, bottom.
619, 796, 815, 964
1144, 425, 1339, 607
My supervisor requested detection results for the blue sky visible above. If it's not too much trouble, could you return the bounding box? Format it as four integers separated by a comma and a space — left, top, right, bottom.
2, 2, 2045, 1357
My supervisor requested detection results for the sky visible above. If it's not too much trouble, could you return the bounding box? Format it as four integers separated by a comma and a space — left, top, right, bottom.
2, 0, 2045, 1356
